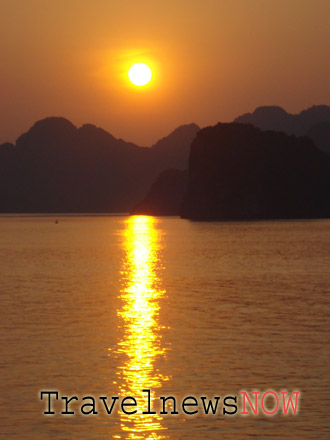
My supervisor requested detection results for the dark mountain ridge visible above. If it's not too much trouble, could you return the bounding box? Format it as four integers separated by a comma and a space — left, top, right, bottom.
0, 117, 199, 213
1, 105, 329, 216
234, 105, 330, 146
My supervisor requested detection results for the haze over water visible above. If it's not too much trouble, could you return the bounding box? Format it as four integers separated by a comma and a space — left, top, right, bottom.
0, 215, 329, 439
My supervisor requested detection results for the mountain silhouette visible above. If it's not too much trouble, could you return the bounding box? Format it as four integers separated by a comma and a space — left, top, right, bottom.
234, 105, 330, 150
131, 169, 188, 216
0, 118, 199, 213
1, 107, 329, 216
181, 123, 330, 220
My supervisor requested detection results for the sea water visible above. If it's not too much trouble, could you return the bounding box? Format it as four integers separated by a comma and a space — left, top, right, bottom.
0, 215, 329, 439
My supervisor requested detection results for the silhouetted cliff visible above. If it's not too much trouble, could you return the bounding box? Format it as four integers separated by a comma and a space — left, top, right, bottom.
131, 169, 188, 216
234, 105, 330, 142
0, 118, 199, 213
181, 123, 330, 220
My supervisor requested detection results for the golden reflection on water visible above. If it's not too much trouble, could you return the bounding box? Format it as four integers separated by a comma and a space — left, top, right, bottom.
115, 216, 168, 439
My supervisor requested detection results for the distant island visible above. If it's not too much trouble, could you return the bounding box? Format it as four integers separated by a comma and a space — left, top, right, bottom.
1, 105, 329, 219
181, 123, 330, 220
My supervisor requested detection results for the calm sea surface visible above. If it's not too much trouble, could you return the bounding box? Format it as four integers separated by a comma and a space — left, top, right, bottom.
0, 215, 329, 439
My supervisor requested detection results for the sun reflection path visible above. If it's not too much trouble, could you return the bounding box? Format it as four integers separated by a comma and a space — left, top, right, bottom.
114, 216, 169, 439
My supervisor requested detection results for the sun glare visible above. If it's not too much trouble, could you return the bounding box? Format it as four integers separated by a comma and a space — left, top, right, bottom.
128, 63, 152, 86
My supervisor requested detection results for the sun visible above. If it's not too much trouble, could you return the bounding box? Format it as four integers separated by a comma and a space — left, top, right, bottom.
128, 63, 152, 87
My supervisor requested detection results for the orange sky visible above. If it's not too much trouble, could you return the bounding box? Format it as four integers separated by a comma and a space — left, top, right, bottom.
0, 0, 329, 146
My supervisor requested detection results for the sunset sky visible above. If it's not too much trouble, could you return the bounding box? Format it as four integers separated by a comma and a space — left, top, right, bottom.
1, 0, 329, 146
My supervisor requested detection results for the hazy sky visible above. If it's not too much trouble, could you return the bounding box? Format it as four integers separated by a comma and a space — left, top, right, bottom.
1, 0, 329, 145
